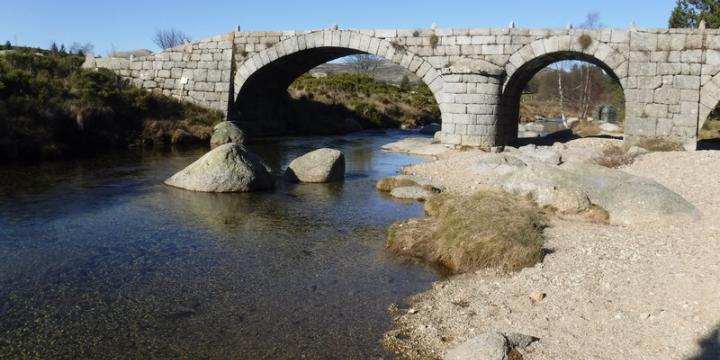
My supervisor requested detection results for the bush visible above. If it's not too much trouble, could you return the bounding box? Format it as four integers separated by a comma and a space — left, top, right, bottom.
387, 191, 547, 274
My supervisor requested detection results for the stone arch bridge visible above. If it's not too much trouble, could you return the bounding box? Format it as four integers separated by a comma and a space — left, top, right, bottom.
86, 27, 720, 150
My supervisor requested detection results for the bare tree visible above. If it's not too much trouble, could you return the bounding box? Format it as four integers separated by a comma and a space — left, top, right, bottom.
152, 28, 191, 50
578, 12, 603, 29
577, 12, 603, 119
343, 54, 383, 76
69, 42, 95, 55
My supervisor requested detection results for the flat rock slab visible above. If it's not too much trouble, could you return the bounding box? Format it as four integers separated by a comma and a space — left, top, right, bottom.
444, 332, 509, 360
389, 186, 436, 201
382, 138, 450, 157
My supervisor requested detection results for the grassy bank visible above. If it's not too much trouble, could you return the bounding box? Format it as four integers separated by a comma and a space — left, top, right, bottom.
0, 49, 223, 162
387, 191, 547, 274
288, 73, 441, 130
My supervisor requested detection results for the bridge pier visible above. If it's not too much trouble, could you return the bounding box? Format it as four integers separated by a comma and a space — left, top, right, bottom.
435, 65, 505, 148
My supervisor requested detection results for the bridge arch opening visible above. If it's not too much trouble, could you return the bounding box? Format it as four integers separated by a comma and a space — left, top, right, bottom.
231, 33, 443, 137
699, 74, 720, 148
500, 51, 626, 145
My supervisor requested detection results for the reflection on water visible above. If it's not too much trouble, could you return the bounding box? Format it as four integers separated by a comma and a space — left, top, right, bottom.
0, 130, 439, 359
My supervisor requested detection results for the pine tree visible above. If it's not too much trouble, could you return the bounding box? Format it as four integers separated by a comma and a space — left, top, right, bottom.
669, 0, 720, 28
59, 44, 66, 54
50, 42, 59, 53
3, 41, 10, 50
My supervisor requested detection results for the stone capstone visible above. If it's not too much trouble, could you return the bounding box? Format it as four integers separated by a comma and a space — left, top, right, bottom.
210, 121, 245, 149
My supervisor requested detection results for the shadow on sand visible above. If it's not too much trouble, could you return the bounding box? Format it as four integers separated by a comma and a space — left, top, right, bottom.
514, 129, 621, 147
687, 324, 720, 360
697, 139, 720, 150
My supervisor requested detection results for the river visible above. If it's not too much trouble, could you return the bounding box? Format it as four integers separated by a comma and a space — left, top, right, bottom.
0, 130, 440, 359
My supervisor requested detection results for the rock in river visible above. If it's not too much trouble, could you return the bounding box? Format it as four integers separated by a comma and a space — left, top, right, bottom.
210, 121, 245, 149
285, 148, 345, 183
164, 144, 274, 192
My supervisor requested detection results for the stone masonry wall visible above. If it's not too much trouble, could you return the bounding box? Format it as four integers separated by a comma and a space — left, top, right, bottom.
87, 27, 720, 150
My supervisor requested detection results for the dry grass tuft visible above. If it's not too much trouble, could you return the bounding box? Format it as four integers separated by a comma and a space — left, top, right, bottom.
377, 177, 421, 192
592, 145, 635, 168
637, 137, 684, 152
699, 119, 720, 140
376, 176, 439, 193
429, 34, 439, 49
570, 120, 601, 137
578, 34, 593, 50
388, 191, 548, 274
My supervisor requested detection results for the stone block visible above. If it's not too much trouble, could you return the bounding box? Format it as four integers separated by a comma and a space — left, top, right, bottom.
193, 69, 208, 82
630, 32, 657, 51
656, 118, 674, 136
207, 70, 222, 82
654, 87, 680, 104
638, 76, 662, 89
682, 49, 703, 63
444, 82, 467, 93
674, 75, 700, 89
442, 103, 467, 114
629, 63, 657, 76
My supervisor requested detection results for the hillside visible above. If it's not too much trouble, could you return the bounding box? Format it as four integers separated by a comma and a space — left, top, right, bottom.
0, 48, 224, 161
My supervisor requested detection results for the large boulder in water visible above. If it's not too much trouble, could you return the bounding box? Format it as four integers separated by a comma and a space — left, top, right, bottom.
210, 121, 245, 149
285, 148, 345, 183
165, 144, 274, 192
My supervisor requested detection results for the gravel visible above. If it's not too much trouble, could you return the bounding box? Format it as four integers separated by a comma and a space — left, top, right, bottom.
386, 150, 720, 360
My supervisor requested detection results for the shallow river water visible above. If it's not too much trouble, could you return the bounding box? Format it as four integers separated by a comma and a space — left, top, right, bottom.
0, 130, 440, 359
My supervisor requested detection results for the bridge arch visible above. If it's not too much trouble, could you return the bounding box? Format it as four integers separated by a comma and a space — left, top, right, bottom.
699, 72, 720, 131
232, 30, 444, 134
498, 35, 630, 142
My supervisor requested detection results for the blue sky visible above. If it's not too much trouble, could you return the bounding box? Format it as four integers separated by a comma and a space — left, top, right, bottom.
1, 0, 678, 54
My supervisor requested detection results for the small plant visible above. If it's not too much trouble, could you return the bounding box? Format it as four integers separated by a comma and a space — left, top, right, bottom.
578, 34, 593, 50
637, 137, 684, 152
412, 30, 421, 37
429, 34, 439, 49
390, 41, 405, 51
592, 145, 635, 168
264, 42, 273, 49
